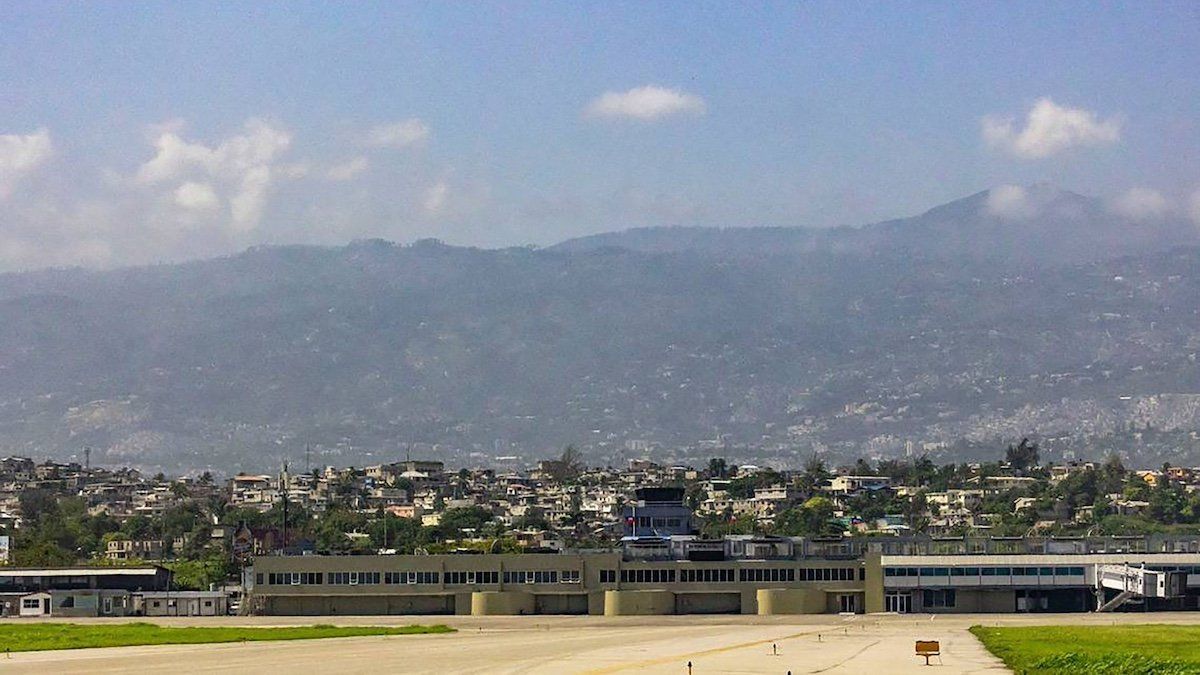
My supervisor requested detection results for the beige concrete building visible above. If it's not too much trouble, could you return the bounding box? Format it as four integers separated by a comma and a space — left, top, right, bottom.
249, 534, 1200, 617
251, 548, 865, 616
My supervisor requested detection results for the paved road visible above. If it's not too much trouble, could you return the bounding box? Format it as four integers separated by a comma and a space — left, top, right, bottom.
7, 612, 1200, 674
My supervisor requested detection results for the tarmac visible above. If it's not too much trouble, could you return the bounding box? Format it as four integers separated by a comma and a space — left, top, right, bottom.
6, 612, 1200, 674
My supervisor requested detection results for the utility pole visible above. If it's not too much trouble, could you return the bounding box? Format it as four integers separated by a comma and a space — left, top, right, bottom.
280, 461, 289, 554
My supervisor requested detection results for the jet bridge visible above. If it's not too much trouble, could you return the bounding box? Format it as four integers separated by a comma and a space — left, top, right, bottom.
1094, 563, 1186, 612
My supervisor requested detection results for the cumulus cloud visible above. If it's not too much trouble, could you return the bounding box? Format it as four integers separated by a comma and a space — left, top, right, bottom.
135, 118, 293, 233
584, 85, 706, 121
174, 181, 220, 210
0, 128, 53, 198
982, 98, 1120, 159
423, 180, 449, 214
366, 119, 430, 148
985, 184, 1039, 219
325, 156, 369, 181
1109, 187, 1169, 222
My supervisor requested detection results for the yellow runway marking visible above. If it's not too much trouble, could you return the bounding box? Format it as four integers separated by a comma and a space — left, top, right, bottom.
580, 627, 829, 674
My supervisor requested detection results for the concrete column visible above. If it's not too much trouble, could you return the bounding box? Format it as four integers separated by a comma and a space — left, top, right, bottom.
864, 551, 884, 614
756, 588, 826, 615
603, 590, 676, 616
470, 591, 535, 616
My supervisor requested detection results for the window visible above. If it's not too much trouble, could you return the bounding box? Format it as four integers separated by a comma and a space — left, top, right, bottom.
506, 571, 559, 584
22, 598, 41, 609
561, 570, 581, 584
600, 570, 616, 584
386, 571, 439, 585
922, 589, 956, 608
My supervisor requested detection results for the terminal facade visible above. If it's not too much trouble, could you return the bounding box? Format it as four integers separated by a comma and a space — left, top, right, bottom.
249, 534, 1200, 616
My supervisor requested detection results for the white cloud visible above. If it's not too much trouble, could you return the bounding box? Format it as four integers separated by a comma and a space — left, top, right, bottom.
366, 119, 430, 148
229, 165, 272, 232
173, 181, 220, 210
584, 85, 706, 121
982, 98, 1120, 159
325, 156, 369, 181
1109, 187, 1169, 222
0, 128, 53, 199
423, 181, 449, 214
135, 118, 293, 233
985, 184, 1038, 219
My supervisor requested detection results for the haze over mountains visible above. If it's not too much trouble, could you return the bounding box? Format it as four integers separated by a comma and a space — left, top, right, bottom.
2, 186, 1199, 473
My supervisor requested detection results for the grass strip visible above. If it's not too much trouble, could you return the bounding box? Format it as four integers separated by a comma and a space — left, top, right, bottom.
0, 622, 453, 653
970, 624, 1200, 675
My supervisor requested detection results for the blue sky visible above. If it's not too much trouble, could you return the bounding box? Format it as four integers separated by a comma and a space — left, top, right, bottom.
1, 2, 1198, 269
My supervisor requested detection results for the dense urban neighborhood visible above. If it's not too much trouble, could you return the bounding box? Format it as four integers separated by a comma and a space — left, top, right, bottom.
5, 439, 1200, 593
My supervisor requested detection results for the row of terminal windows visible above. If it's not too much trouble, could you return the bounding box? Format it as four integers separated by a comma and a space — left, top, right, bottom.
504, 571, 563, 584
384, 572, 440, 585
262, 570, 585, 586
597, 568, 860, 584
328, 572, 381, 585
623, 569, 678, 583
1153, 566, 1200, 574
444, 571, 500, 585
740, 568, 796, 583
885, 566, 1087, 577
632, 517, 684, 528
680, 569, 732, 583
267, 572, 324, 585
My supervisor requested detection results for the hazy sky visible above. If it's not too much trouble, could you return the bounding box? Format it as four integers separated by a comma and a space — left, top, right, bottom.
2, 2, 1199, 270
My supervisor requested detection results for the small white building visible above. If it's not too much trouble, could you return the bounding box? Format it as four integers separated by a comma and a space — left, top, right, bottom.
19, 592, 50, 617
138, 590, 227, 616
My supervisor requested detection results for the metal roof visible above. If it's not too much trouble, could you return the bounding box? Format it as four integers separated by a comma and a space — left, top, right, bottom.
0, 567, 163, 577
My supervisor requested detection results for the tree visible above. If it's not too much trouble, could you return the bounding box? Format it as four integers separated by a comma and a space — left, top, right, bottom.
774, 497, 838, 536
438, 506, 494, 538
851, 458, 874, 476
707, 458, 728, 479
1005, 438, 1040, 475
544, 445, 584, 484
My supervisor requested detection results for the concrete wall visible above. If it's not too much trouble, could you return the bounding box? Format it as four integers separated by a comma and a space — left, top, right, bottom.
266, 594, 455, 615
587, 591, 606, 616
756, 588, 827, 615
603, 590, 675, 616
946, 589, 1015, 613
675, 592, 741, 614
534, 593, 588, 615
864, 552, 884, 613
470, 591, 535, 616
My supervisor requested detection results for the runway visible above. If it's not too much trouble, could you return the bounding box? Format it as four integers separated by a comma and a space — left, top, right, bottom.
6, 612, 1199, 674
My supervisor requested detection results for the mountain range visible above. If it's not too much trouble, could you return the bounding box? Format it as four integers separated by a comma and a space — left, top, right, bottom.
2, 186, 1199, 473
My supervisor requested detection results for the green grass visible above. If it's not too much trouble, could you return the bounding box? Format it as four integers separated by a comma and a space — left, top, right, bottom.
970, 624, 1200, 675
0, 622, 454, 653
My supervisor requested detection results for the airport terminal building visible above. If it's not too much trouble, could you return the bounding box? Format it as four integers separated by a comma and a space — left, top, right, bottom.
249, 534, 1200, 616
